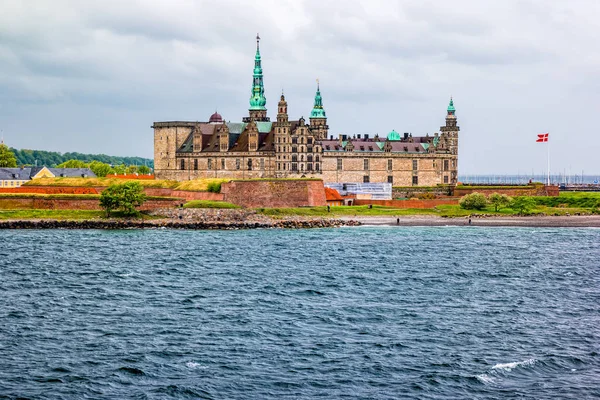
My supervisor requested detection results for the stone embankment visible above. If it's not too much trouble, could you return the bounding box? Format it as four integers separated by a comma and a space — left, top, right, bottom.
0, 209, 360, 230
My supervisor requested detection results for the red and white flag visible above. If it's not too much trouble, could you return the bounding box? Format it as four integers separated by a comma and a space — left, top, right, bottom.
536, 133, 549, 142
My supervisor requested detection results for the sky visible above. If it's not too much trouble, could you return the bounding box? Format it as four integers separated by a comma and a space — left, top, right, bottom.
0, 0, 599, 175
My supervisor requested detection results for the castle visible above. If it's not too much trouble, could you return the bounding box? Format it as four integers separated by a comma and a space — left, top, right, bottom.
153, 36, 459, 186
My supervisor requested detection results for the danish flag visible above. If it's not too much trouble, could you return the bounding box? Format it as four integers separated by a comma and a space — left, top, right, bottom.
536, 133, 549, 142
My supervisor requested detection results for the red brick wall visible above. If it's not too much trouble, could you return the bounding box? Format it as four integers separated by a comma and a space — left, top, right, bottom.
0, 198, 179, 210
221, 180, 327, 208
354, 199, 459, 209
143, 188, 224, 201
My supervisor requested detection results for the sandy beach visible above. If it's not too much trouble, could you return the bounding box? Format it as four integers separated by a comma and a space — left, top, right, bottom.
347, 215, 600, 228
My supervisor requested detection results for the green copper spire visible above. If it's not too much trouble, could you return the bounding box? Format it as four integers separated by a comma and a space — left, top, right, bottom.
387, 129, 401, 141
310, 80, 326, 119
249, 34, 267, 111
447, 97, 455, 114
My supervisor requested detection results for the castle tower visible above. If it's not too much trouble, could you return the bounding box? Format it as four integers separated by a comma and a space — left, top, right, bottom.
243, 34, 269, 123
309, 80, 328, 139
440, 97, 460, 183
275, 93, 291, 174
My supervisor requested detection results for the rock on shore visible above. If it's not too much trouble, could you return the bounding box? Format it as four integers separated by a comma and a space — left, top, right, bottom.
0, 208, 361, 230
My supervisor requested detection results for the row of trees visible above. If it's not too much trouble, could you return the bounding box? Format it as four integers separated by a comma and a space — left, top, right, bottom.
8, 148, 153, 169
57, 160, 152, 177
459, 192, 537, 214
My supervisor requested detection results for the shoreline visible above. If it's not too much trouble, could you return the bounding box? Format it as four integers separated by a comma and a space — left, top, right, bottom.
1, 214, 600, 229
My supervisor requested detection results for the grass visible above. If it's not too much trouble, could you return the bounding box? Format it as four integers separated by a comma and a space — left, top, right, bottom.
0, 209, 164, 220
256, 205, 441, 217
256, 203, 596, 218
455, 185, 540, 190
533, 192, 600, 208
0, 209, 106, 220
183, 200, 240, 209
24, 177, 231, 192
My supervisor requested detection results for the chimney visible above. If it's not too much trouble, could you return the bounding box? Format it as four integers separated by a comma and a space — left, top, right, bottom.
364, 134, 369, 140
357, 134, 361, 139
341, 134, 348, 141
330, 135, 333, 140
404, 132, 409, 140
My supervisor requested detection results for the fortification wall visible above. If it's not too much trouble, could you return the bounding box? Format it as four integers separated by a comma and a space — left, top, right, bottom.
0, 198, 179, 211
221, 180, 326, 208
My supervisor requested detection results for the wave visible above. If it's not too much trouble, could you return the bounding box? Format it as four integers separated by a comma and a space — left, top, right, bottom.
492, 358, 536, 371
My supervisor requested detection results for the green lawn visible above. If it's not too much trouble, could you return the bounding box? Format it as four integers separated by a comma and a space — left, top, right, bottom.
0, 209, 105, 220
183, 200, 240, 209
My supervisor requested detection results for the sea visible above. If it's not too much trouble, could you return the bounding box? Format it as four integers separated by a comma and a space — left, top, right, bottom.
1, 227, 599, 399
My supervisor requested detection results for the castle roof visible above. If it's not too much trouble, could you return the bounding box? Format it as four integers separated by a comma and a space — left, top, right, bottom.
209, 112, 223, 123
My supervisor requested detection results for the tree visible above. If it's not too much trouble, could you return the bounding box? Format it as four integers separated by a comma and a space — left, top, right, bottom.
138, 165, 151, 175
112, 164, 127, 175
510, 196, 537, 215
459, 192, 488, 210
0, 144, 18, 167
99, 181, 147, 217
57, 159, 88, 168
489, 193, 513, 212
126, 165, 138, 174
88, 160, 112, 177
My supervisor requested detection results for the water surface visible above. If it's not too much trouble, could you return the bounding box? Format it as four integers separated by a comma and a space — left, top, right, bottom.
1, 227, 599, 399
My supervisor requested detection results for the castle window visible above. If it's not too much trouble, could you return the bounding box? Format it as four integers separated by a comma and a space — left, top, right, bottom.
307, 146, 313, 153
307, 155, 313, 162
404, 146, 408, 152
337, 158, 342, 170
292, 155, 297, 162
307, 163, 313, 171
444, 175, 449, 184
248, 159, 253, 170
388, 159, 393, 170
363, 159, 369, 171
413, 160, 418, 171
221, 159, 225, 169
207, 159, 212, 170
277, 163, 280, 170
180, 159, 185, 170
452, 160, 456, 168
292, 137, 298, 144
301, 155, 304, 162
388, 176, 393, 184
300, 164, 304, 171
236, 159, 240, 170
260, 158, 265, 170
307, 137, 313, 144
412, 176, 419, 185
292, 146, 297, 153
363, 175, 370, 183
194, 159, 199, 170
292, 163, 298, 171
360, 146, 365, 151
315, 163, 320, 171
315, 155, 320, 162
444, 160, 449, 171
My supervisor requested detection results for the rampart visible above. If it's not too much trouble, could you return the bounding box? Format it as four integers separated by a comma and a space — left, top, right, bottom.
0, 197, 179, 211
221, 180, 327, 208
454, 185, 559, 197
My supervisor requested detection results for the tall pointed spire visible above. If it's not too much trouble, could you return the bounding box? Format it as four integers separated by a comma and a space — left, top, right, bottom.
447, 96, 455, 115
310, 79, 326, 119
249, 33, 266, 111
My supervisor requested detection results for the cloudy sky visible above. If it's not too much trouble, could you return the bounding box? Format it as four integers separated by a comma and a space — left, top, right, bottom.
1, 0, 598, 175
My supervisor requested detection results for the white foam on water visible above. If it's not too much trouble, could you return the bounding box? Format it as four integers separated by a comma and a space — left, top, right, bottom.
186, 361, 208, 369
492, 358, 536, 371
476, 374, 495, 384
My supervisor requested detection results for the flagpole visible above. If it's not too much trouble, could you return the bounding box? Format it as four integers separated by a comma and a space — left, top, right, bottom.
547, 135, 550, 186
